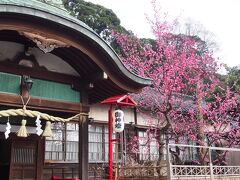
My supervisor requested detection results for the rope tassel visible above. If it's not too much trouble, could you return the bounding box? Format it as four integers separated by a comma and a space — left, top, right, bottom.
42, 121, 53, 137
17, 119, 28, 137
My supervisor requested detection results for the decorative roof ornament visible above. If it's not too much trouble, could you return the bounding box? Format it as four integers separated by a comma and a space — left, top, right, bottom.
37, 0, 66, 11
19, 31, 69, 53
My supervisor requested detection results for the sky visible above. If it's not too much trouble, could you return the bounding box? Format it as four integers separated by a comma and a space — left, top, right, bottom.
87, 0, 240, 68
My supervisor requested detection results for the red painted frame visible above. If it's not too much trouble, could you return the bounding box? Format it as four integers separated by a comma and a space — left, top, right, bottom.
101, 95, 137, 180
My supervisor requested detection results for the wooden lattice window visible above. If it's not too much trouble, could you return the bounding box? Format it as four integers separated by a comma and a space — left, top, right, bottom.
88, 125, 117, 162
45, 122, 79, 162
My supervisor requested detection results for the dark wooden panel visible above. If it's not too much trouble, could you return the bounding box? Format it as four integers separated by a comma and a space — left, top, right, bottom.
44, 163, 79, 180
10, 140, 37, 180
0, 93, 89, 113
7, 135, 45, 180
10, 169, 22, 179
89, 163, 108, 179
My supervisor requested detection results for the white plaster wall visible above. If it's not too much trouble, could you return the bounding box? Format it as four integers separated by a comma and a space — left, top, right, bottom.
89, 104, 135, 124
123, 107, 135, 124
89, 104, 109, 122
136, 112, 150, 126
89, 104, 160, 126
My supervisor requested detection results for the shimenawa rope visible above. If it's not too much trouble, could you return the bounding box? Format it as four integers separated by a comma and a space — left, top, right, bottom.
0, 96, 88, 122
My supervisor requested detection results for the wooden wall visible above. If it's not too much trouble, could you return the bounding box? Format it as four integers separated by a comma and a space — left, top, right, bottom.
43, 163, 79, 180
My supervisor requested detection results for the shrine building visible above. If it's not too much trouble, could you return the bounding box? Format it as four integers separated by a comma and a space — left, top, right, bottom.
0, 0, 151, 179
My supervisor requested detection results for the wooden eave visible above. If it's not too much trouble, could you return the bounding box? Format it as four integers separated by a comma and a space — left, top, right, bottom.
0, 1, 152, 104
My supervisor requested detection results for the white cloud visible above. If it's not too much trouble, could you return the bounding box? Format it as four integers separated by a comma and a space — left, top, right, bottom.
88, 0, 240, 67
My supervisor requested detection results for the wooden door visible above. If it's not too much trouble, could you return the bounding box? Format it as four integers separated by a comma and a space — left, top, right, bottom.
9, 140, 38, 180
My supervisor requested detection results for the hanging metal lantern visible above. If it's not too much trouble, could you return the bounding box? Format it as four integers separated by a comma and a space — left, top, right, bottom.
113, 109, 124, 132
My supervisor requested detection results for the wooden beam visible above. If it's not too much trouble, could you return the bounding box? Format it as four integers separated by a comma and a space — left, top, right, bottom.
85, 71, 108, 82
0, 93, 89, 113
0, 61, 83, 91
80, 71, 109, 89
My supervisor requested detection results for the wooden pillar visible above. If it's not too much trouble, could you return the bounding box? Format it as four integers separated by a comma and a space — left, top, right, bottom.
36, 137, 44, 180
108, 105, 113, 180
79, 114, 88, 180
133, 107, 137, 125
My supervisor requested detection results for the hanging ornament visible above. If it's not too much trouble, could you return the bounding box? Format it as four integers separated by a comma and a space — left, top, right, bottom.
4, 117, 11, 139
35, 115, 43, 136
17, 119, 28, 137
113, 109, 124, 132
42, 121, 53, 137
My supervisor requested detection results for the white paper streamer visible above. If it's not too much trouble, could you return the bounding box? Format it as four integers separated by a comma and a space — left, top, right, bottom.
5, 118, 11, 139
35, 115, 43, 136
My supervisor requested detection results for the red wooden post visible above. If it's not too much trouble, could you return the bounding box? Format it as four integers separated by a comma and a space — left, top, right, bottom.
108, 104, 113, 180
101, 95, 137, 180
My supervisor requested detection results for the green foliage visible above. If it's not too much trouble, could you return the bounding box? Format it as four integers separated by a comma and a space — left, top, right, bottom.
225, 66, 240, 94
206, 66, 240, 102
206, 86, 225, 102
63, 0, 127, 35
140, 38, 156, 46
63, 0, 131, 53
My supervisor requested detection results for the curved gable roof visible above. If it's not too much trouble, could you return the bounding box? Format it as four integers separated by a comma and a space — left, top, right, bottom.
0, 0, 152, 103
